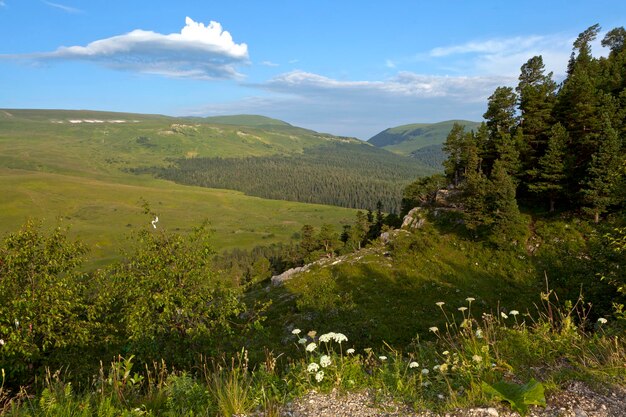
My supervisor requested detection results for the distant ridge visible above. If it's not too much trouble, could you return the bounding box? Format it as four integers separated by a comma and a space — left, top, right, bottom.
367, 120, 480, 154
203, 114, 292, 127
367, 120, 480, 170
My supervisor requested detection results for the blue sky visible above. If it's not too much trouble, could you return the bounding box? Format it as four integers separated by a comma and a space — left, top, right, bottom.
1, 1, 625, 138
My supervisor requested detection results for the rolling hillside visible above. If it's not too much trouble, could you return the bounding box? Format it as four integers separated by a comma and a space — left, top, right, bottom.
367, 120, 480, 169
0, 109, 362, 264
0, 109, 431, 263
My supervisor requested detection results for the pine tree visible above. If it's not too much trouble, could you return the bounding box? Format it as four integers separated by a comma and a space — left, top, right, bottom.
461, 143, 491, 235
443, 123, 467, 186
528, 123, 568, 212
318, 224, 340, 257
483, 86, 518, 175
580, 115, 623, 223
487, 159, 524, 245
516, 55, 557, 168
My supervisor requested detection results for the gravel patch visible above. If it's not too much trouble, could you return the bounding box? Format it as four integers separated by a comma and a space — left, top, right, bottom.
242, 382, 626, 417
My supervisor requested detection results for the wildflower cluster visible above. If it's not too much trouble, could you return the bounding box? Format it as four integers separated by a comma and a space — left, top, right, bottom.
293, 328, 355, 385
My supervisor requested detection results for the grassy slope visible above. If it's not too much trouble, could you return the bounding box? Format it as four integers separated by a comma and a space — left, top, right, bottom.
0, 109, 358, 265
368, 120, 481, 156
251, 223, 543, 353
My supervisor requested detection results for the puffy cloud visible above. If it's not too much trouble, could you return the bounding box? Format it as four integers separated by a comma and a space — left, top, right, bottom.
6, 17, 248, 79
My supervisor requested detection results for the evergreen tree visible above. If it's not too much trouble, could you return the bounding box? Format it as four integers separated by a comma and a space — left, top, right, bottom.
483, 86, 518, 174
487, 159, 524, 244
580, 115, 623, 223
528, 123, 568, 212
299, 224, 318, 260
347, 211, 370, 251
516, 55, 557, 168
461, 143, 491, 235
442, 123, 466, 186
318, 224, 340, 257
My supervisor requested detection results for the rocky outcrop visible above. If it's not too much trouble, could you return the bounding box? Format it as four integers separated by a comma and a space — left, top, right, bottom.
271, 265, 312, 286
434, 188, 462, 208
401, 207, 427, 229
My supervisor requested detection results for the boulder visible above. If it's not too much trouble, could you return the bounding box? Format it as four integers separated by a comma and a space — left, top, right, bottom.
401, 207, 427, 229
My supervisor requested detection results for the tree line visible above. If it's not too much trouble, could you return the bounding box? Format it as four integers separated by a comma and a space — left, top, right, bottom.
135, 142, 433, 213
405, 24, 625, 242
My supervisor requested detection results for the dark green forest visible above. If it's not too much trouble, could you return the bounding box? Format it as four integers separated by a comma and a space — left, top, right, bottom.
137, 142, 434, 213
405, 25, 625, 239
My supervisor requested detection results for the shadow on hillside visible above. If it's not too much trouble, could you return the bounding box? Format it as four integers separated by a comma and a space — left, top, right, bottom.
275, 252, 540, 350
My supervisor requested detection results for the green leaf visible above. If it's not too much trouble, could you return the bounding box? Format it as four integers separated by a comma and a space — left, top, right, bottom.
482, 378, 546, 415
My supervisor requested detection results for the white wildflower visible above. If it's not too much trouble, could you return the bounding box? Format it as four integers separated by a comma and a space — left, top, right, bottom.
439, 363, 448, 373
298, 338, 307, 345
442, 350, 449, 355
435, 301, 445, 307
307, 362, 320, 373
475, 329, 483, 339
500, 312, 508, 319
509, 310, 519, 316
0, 339, 4, 346
379, 356, 387, 361
458, 307, 467, 312
433, 365, 440, 371
320, 355, 332, 368
597, 318, 608, 324
306, 342, 317, 352
438, 394, 445, 400
429, 326, 439, 333
421, 368, 429, 375
409, 361, 419, 368
466, 297, 475, 302
472, 355, 482, 363
333, 332, 348, 343
292, 328, 301, 335
422, 381, 431, 387
14, 319, 19, 328
346, 348, 355, 354
319, 332, 335, 343
315, 370, 324, 382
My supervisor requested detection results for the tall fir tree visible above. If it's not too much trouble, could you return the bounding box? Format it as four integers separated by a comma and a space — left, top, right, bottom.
527, 123, 568, 212
487, 159, 524, 245
516, 55, 557, 172
442, 123, 467, 186
483, 86, 518, 175
580, 115, 623, 223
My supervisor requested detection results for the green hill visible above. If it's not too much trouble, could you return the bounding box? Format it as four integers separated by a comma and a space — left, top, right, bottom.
0, 109, 363, 264
368, 120, 481, 155
203, 114, 293, 127
0, 109, 432, 263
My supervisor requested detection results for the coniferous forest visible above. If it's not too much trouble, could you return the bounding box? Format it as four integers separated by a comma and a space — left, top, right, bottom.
404, 25, 625, 237
138, 142, 433, 213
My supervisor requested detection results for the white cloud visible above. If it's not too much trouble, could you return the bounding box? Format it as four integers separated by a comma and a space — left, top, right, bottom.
260, 60, 279, 67
5, 17, 248, 79
427, 32, 610, 77
385, 59, 396, 69
42, 1, 82, 13
0, 1, 6, 7
187, 70, 512, 138
255, 70, 513, 102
